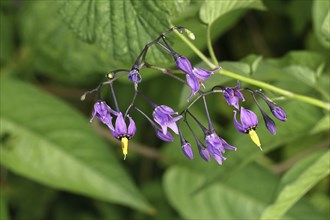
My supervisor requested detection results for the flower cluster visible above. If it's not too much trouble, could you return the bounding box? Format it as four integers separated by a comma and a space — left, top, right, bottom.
81, 26, 287, 164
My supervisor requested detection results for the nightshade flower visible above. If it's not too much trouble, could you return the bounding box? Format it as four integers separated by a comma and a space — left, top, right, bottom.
111, 112, 136, 159
205, 133, 236, 165
175, 56, 221, 100
153, 105, 182, 135
128, 68, 142, 84
223, 81, 245, 109
234, 107, 261, 149
90, 101, 117, 130
269, 104, 287, 122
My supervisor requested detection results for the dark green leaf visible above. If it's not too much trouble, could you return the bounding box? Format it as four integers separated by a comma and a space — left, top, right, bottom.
0, 78, 153, 213
321, 12, 330, 40
199, 0, 265, 24
0, 12, 14, 64
261, 150, 330, 220
58, 0, 190, 65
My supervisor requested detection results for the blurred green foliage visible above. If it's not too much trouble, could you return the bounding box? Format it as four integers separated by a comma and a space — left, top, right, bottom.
0, 0, 329, 220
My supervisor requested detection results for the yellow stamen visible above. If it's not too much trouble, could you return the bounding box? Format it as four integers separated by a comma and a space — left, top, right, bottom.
248, 130, 262, 150
121, 137, 129, 160
107, 73, 114, 79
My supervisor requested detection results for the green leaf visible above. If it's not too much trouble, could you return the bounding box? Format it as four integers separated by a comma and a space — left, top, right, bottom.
0, 78, 154, 213
163, 164, 326, 219
310, 115, 330, 134
321, 11, 330, 40
58, 0, 189, 65
313, 0, 330, 48
283, 65, 316, 87
261, 150, 330, 220
199, 0, 265, 24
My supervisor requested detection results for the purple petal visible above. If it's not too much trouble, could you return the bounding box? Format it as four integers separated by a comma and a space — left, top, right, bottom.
115, 113, 127, 137
192, 67, 213, 82
182, 142, 194, 160
240, 107, 258, 129
212, 153, 226, 165
233, 111, 245, 133
167, 121, 180, 134
205, 133, 225, 154
156, 130, 174, 142
186, 74, 200, 101
157, 105, 177, 115
199, 148, 210, 161
176, 56, 192, 74
220, 138, 237, 151
127, 115, 136, 137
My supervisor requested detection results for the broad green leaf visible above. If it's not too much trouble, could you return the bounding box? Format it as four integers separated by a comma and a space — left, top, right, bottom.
0, 192, 10, 220
310, 115, 330, 134
283, 65, 316, 87
261, 150, 330, 220
199, 0, 265, 24
163, 164, 325, 219
58, 0, 189, 65
313, 0, 330, 48
321, 11, 330, 40
0, 78, 154, 213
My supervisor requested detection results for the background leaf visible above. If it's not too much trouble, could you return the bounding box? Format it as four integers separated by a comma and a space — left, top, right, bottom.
312, 0, 330, 48
58, 0, 190, 65
199, 0, 265, 24
0, 78, 153, 213
163, 164, 326, 219
261, 150, 330, 220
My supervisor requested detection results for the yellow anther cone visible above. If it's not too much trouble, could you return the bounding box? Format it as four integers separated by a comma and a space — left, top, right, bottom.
121, 137, 129, 160
248, 130, 262, 150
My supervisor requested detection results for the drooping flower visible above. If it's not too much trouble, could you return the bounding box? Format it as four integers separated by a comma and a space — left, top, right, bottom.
223, 81, 245, 109
111, 112, 136, 159
175, 55, 221, 100
153, 105, 182, 135
234, 107, 261, 149
90, 101, 117, 130
128, 68, 142, 84
205, 133, 236, 165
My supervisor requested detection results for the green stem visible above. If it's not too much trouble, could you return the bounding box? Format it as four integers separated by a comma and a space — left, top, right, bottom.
173, 29, 330, 111
207, 24, 219, 65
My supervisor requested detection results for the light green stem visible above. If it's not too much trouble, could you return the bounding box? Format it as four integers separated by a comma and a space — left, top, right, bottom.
207, 24, 219, 65
173, 29, 330, 111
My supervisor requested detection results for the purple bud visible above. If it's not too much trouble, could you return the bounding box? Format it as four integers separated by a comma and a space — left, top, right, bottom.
261, 111, 276, 135
182, 142, 194, 160
128, 68, 142, 84
271, 106, 287, 122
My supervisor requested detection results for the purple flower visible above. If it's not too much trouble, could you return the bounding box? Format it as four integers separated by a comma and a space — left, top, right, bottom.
153, 105, 182, 135
156, 129, 174, 142
111, 112, 136, 139
181, 142, 194, 159
234, 107, 261, 148
205, 133, 236, 165
90, 101, 117, 130
128, 68, 142, 84
233, 107, 258, 133
176, 56, 221, 100
110, 112, 136, 159
223, 81, 245, 109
